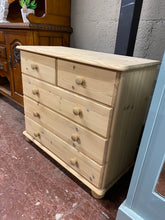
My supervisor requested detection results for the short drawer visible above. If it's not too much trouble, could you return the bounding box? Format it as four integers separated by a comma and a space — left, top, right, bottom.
0, 46, 6, 58
20, 51, 56, 84
57, 59, 117, 105
0, 31, 5, 43
22, 74, 112, 137
0, 60, 8, 74
25, 117, 104, 188
24, 96, 108, 165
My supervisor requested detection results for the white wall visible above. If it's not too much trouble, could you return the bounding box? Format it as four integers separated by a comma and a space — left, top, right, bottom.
70, 0, 165, 61
70, 0, 121, 53
134, 0, 165, 61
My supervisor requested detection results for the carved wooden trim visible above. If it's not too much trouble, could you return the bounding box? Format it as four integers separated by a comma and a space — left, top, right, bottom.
13, 45, 21, 67
29, 23, 73, 33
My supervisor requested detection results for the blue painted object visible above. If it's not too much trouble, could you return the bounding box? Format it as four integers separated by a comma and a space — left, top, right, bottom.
116, 53, 165, 220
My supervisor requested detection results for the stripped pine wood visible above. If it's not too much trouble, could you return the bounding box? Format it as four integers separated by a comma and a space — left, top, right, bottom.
25, 117, 104, 188
57, 59, 117, 105
24, 96, 108, 165
22, 74, 112, 137
102, 66, 157, 188
19, 46, 160, 198
21, 51, 56, 84
18, 46, 159, 71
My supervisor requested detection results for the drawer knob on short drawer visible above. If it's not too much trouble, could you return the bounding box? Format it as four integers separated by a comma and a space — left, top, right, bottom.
71, 134, 80, 142
33, 112, 40, 118
31, 64, 38, 70
34, 132, 40, 138
32, 89, 39, 95
75, 76, 85, 85
73, 107, 81, 116
70, 157, 78, 166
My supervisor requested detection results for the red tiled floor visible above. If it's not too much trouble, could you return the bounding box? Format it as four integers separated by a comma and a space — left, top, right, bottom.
0, 95, 133, 220
156, 163, 165, 197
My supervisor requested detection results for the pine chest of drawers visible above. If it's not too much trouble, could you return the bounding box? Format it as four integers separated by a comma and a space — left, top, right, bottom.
18, 46, 159, 198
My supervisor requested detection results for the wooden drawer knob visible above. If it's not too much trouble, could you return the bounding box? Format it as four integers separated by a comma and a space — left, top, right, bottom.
32, 89, 39, 95
31, 64, 38, 70
33, 112, 40, 118
34, 132, 40, 138
70, 157, 78, 166
71, 134, 79, 142
73, 107, 81, 116
75, 76, 85, 85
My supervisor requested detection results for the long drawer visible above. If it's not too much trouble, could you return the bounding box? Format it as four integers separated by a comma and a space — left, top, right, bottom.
22, 74, 112, 137
57, 59, 117, 105
21, 51, 56, 84
24, 96, 108, 164
25, 116, 104, 188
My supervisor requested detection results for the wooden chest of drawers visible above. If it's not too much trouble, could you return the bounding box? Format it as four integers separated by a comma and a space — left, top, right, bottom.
18, 46, 159, 198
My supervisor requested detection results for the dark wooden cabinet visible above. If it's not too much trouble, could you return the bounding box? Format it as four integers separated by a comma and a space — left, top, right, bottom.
5, 29, 33, 105
0, 0, 72, 106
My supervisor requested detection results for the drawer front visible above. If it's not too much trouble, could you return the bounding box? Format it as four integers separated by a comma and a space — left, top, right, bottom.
0, 60, 8, 74
0, 46, 6, 59
20, 51, 56, 84
25, 116, 104, 187
57, 59, 117, 105
0, 31, 5, 43
24, 96, 108, 165
22, 74, 112, 137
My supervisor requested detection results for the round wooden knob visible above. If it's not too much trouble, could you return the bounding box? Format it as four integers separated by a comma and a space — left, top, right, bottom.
32, 89, 39, 95
71, 134, 79, 142
33, 112, 40, 118
31, 64, 38, 70
73, 107, 81, 116
70, 157, 77, 165
75, 76, 85, 85
34, 132, 40, 138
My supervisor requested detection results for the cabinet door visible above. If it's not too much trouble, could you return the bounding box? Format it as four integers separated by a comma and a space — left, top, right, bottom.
33, 31, 70, 47
5, 30, 33, 105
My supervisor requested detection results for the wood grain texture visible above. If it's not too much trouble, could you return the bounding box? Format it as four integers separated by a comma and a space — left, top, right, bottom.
21, 51, 56, 84
24, 96, 108, 165
22, 74, 112, 137
46, 0, 70, 16
0, 46, 6, 58
17, 46, 160, 71
8, 0, 15, 4
58, 59, 117, 105
0, 31, 5, 43
33, 31, 70, 47
27, 0, 71, 26
102, 66, 158, 188
0, 23, 30, 29
0, 61, 8, 73
0, 0, 71, 106
25, 117, 104, 188
5, 30, 33, 105
20, 47, 159, 198
27, 14, 70, 27
23, 130, 108, 197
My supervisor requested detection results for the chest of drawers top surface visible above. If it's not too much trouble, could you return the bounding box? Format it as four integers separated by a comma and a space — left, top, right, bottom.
18, 46, 160, 71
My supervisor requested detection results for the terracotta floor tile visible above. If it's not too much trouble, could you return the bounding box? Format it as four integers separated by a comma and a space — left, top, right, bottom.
0, 95, 133, 220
